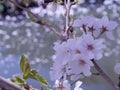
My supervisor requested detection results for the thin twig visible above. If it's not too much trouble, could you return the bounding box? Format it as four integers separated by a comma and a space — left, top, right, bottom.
8, 0, 64, 40
91, 59, 119, 90
64, 0, 71, 36
92, 72, 100, 76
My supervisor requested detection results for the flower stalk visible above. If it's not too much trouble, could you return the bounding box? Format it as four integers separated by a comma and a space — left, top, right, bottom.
64, 0, 71, 37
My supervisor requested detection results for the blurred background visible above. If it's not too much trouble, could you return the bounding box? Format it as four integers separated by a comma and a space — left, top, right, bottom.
0, 0, 120, 90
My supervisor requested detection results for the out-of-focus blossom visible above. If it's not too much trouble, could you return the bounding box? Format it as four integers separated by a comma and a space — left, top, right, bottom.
54, 80, 70, 90
74, 81, 83, 90
114, 63, 120, 74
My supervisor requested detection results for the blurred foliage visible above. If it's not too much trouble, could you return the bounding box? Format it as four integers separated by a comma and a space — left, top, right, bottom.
11, 55, 49, 89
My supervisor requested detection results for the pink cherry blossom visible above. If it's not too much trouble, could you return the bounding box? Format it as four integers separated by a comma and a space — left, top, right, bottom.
74, 81, 83, 90
81, 34, 105, 60
73, 16, 118, 39
50, 64, 68, 81
54, 80, 70, 90
66, 38, 85, 55
70, 74, 84, 81
50, 33, 105, 81
99, 16, 118, 40
73, 16, 100, 37
69, 54, 93, 76
99, 16, 118, 31
53, 42, 72, 65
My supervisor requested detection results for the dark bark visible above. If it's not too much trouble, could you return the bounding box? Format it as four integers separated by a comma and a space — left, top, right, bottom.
0, 76, 26, 90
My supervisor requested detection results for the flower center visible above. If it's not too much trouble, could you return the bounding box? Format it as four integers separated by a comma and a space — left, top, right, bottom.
61, 67, 66, 73
79, 60, 86, 66
76, 49, 81, 54
87, 44, 94, 50
57, 83, 64, 89
63, 50, 69, 55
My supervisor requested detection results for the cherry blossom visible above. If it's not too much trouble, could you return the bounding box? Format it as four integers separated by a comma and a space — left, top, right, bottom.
54, 80, 70, 90
81, 34, 105, 60
73, 16, 118, 39
66, 38, 85, 55
50, 33, 105, 81
70, 74, 83, 81
73, 16, 100, 37
99, 16, 118, 40
74, 81, 83, 90
99, 16, 118, 31
50, 63, 68, 81
73, 16, 95, 28
69, 54, 93, 76
54, 80, 83, 90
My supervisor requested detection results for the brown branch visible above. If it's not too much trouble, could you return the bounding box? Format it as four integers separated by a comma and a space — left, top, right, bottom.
0, 76, 26, 90
92, 72, 100, 76
118, 75, 120, 89
36, 19, 66, 40
8, 0, 65, 40
91, 59, 119, 90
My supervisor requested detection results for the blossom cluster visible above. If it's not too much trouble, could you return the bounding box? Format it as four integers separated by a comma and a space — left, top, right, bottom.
50, 16, 118, 90
73, 16, 117, 40
50, 33, 104, 81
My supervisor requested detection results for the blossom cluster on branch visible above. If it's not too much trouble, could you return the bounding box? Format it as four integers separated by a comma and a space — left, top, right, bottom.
50, 16, 118, 90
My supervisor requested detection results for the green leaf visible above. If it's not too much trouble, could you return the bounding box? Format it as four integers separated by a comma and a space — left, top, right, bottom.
30, 69, 38, 76
23, 60, 31, 78
23, 69, 38, 80
15, 76, 25, 84
11, 76, 27, 87
26, 71, 38, 80
36, 75, 49, 86
19, 55, 49, 86
20, 55, 31, 79
20, 55, 26, 73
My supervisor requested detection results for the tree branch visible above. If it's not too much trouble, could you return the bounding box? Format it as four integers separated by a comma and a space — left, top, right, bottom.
91, 59, 119, 90
8, 0, 65, 40
64, 0, 71, 36
0, 76, 26, 90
